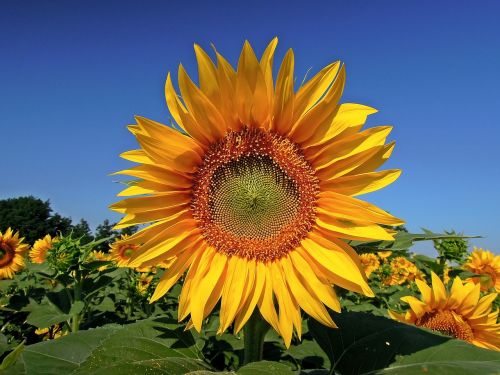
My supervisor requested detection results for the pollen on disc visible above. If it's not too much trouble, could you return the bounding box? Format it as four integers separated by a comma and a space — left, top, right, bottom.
210, 155, 300, 239
191, 127, 319, 261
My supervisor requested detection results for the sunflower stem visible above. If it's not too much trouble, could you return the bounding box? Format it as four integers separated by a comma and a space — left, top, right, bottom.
243, 310, 270, 365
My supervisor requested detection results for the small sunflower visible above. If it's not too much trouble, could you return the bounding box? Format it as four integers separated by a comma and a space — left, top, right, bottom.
390, 273, 500, 351
377, 251, 392, 262
30, 234, 58, 264
136, 273, 154, 295
359, 253, 380, 277
0, 228, 28, 279
463, 247, 500, 292
90, 250, 111, 271
110, 234, 140, 266
382, 257, 423, 286
111, 39, 403, 346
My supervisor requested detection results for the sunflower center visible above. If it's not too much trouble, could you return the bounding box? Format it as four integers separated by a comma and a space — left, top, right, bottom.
210, 155, 299, 239
417, 310, 474, 342
0, 244, 14, 267
122, 247, 135, 258
192, 128, 319, 261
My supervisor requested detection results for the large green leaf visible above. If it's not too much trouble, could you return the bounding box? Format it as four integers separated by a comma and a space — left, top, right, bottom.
308, 311, 500, 375
351, 231, 479, 251
4, 317, 208, 374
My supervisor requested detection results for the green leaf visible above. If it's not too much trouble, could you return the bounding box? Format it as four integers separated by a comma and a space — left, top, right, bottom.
4, 317, 207, 374
0, 341, 25, 371
308, 311, 500, 375
351, 231, 479, 251
237, 360, 294, 374
25, 298, 71, 328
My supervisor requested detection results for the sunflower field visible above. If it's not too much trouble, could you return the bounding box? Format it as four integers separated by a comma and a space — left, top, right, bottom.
1, 39, 500, 374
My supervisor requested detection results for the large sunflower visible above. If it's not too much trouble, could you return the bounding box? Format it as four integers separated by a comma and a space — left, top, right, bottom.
389, 272, 500, 351
111, 39, 403, 346
0, 228, 29, 279
463, 247, 500, 292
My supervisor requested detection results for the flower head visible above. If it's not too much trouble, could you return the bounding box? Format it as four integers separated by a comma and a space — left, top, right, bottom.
136, 273, 154, 295
30, 234, 58, 264
110, 39, 403, 346
377, 251, 392, 262
359, 253, 380, 277
463, 248, 500, 292
390, 272, 500, 351
0, 228, 28, 279
382, 257, 423, 286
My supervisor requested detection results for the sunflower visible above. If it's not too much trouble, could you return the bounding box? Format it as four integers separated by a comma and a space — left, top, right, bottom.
90, 250, 111, 271
0, 228, 29, 279
389, 272, 500, 351
136, 273, 154, 295
110, 39, 403, 346
30, 234, 58, 264
359, 253, 380, 277
382, 256, 423, 286
463, 247, 500, 292
377, 251, 392, 262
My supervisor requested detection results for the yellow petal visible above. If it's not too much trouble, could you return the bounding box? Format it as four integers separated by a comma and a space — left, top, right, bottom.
271, 261, 294, 348
293, 62, 341, 121
431, 272, 448, 309
290, 65, 345, 145
257, 263, 280, 333
178, 65, 227, 141
273, 49, 295, 134
282, 256, 336, 328
234, 261, 265, 333
219, 256, 248, 333
317, 191, 404, 226
194, 44, 220, 108
322, 169, 401, 197
316, 215, 395, 241
299, 236, 373, 296
150, 249, 198, 302
401, 296, 429, 318
259, 37, 278, 113
304, 103, 378, 148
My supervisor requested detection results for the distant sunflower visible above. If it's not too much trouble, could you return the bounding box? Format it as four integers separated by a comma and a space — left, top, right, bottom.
359, 253, 380, 277
377, 251, 392, 262
136, 273, 154, 295
30, 234, 58, 264
110, 39, 403, 346
390, 273, 500, 351
463, 248, 500, 292
90, 250, 111, 271
382, 256, 423, 286
0, 228, 28, 279
110, 234, 140, 266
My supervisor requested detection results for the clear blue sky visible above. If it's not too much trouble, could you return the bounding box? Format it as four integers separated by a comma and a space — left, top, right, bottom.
1, 0, 499, 255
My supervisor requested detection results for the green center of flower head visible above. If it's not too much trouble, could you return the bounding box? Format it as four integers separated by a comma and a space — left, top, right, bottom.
123, 248, 135, 258
0, 247, 6, 259
210, 155, 300, 239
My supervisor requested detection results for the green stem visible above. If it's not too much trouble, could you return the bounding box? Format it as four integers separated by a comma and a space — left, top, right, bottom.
71, 279, 82, 332
243, 310, 270, 365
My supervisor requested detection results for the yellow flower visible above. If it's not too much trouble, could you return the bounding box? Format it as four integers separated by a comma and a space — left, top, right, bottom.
377, 251, 392, 262
35, 324, 65, 340
110, 234, 140, 267
136, 273, 154, 295
359, 253, 380, 277
382, 257, 423, 286
90, 250, 111, 271
463, 247, 500, 292
110, 39, 403, 346
30, 234, 58, 264
0, 228, 28, 279
443, 264, 450, 285
390, 273, 500, 351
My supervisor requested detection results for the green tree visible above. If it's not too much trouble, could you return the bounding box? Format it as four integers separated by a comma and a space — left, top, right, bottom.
71, 218, 93, 244
0, 196, 72, 244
